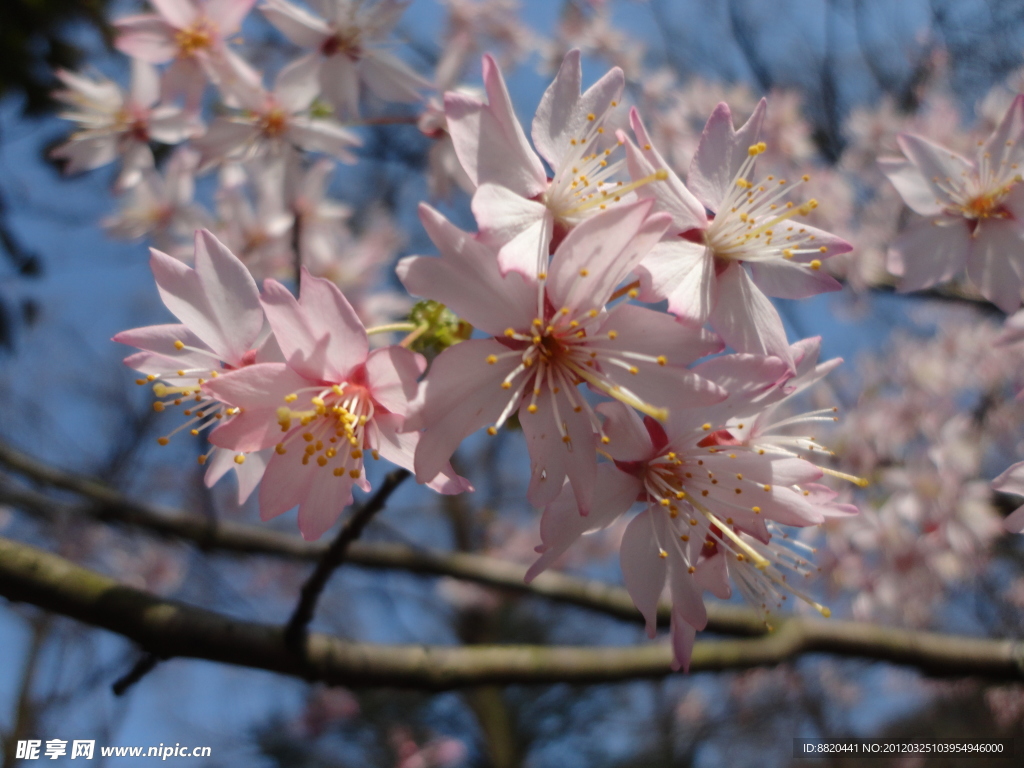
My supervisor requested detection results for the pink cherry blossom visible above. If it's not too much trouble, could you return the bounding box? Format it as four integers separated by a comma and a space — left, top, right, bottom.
623, 103, 852, 369
114, 0, 257, 109
399, 199, 724, 515
114, 229, 279, 501
214, 160, 294, 280
525, 341, 857, 671
103, 147, 210, 257
259, 0, 430, 118
881, 95, 1024, 312
51, 60, 200, 189
448, 51, 646, 277
203, 269, 470, 540
195, 58, 361, 168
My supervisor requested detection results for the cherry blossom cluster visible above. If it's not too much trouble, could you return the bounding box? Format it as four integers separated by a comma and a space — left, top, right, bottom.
97, 30, 868, 667
58, 0, 1024, 671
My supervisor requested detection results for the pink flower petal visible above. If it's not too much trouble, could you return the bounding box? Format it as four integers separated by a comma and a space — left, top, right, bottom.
620, 510, 667, 638
531, 49, 624, 171
360, 51, 430, 103
688, 99, 766, 211
669, 616, 697, 673
471, 183, 550, 277
320, 55, 361, 118
878, 158, 945, 217
966, 218, 1024, 313
520, 387, 597, 512
595, 401, 654, 462
365, 346, 426, 418
748, 261, 842, 299
261, 270, 368, 382
409, 338, 521, 483
669, 556, 707, 631
114, 15, 177, 63
636, 240, 716, 326
204, 362, 312, 451
546, 199, 670, 316
207, 0, 256, 34
888, 217, 970, 291
149, 230, 263, 364
398, 204, 536, 337
626, 108, 707, 232
895, 133, 973, 209
129, 58, 161, 108
373, 413, 472, 494
114, 323, 211, 368
525, 464, 641, 582
259, 447, 317, 521
444, 54, 546, 197
983, 94, 1024, 172
708, 262, 794, 369
992, 461, 1024, 498
150, 0, 199, 28
288, 118, 361, 163
297, 468, 356, 540
275, 52, 321, 113
260, 0, 331, 47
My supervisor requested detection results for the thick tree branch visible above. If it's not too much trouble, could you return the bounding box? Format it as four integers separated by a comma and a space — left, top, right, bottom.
2, 536, 1023, 688
0, 468, 764, 637
284, 469, 410, 652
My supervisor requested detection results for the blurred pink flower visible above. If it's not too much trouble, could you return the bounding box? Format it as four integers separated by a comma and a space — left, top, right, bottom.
51, 60, 199, 189
881, 95, 1024, 311
260, 0, 430, 118
114, 0, 257, 109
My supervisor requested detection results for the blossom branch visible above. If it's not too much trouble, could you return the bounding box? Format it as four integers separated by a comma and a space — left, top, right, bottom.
0, 457, 764, 637
2, 535, 1023, 688
283, 468, 411, 653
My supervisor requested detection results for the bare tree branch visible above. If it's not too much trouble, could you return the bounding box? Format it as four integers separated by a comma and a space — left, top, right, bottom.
2, 536, 1024, 689
284, 468, 410, 652
0, 454, 765, 637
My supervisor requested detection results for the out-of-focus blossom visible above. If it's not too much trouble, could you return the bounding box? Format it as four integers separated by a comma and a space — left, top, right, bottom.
214, 159, 294, 280
400, 200, 724, 513
51, 61, 199, 189
260, 0, 429, 118
438, 0, 532, 85
418, 88, 476, 200
881, 95, 1024, 312
539, 1, 643, 79
196, 58, 361, 168
292, 686, 360, 737
103, 147, 210, 256
114, 0, 258, 109
625, 103, 851, 368
114, 229, 280, 501
285, 157, 353, 272
389, 726, 467, 768
203, 269, 470, 540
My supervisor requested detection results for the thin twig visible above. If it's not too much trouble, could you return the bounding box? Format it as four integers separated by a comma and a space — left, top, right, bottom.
111, 652, 163, 696
283, 469, 410, 653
